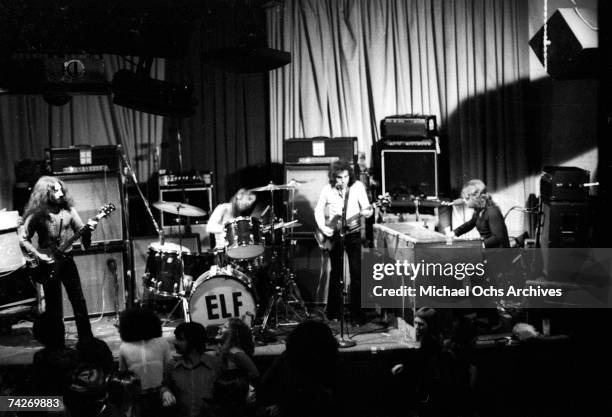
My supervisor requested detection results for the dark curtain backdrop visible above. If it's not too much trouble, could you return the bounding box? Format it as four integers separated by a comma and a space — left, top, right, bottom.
267, 0, 531, 234
0, 56, 165, 211
165, 4, 270, 204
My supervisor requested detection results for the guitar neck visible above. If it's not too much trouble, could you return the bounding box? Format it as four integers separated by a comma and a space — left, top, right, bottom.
58, 225, 87, 253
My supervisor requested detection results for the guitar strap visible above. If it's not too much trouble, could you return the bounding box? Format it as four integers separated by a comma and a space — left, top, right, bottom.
342, 185, 351, 233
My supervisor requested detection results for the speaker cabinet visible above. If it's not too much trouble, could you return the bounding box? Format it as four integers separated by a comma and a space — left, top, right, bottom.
58, 172, 124, 243
291, 237, 329, 304
540, 200, 589, 248
285, 165, 331, 235
62, 248, 126, 318
529, 8, 598, 79
381, 149, 438, 198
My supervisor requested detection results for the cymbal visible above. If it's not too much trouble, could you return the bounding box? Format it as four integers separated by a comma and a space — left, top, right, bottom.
249, 182, 297, 192
153, 201, 207, 217
262, 220, 302, 232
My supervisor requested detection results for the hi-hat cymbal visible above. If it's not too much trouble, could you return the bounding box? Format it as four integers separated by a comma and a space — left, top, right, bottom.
249, 182, 297, 192
153, 201, 207, 217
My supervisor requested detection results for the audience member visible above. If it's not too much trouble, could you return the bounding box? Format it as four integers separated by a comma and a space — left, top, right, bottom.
64, 337, 116, 417
30, 313, 77, 397
259, 320, 339, 417
118, 307, 172, 416
216, 318, 259, 384
391, 307, 446, 417
161, 322, 222, 417
210, 369, 253, 417
107, 371, 141, 417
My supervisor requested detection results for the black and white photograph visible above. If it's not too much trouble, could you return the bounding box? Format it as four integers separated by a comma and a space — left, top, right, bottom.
0, 1, 610, 416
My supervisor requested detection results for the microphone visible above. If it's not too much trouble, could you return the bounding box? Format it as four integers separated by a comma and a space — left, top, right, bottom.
335, 183, 343, 191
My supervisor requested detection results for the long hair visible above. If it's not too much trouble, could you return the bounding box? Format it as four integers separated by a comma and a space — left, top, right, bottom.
286, 320, 338, 377
23, 176, 74, 220
218, 318, 255, 363
229, 188, 256, 217
118, 307, 162, 343
461, 179, 494, 210
328, 160, 356, 187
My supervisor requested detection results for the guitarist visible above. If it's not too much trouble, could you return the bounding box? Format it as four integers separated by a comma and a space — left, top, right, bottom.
19, 176, 98, 341
315, 160, 373, 324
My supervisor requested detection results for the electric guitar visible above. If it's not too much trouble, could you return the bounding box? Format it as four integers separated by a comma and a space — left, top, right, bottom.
29, 203, 116, 283
314, 193, 391, 251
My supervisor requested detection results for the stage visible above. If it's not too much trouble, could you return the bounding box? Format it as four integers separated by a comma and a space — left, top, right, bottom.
0, 316, 415, 367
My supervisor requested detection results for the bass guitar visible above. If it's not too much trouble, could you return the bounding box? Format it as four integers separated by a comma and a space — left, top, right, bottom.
29, 203, 116, 283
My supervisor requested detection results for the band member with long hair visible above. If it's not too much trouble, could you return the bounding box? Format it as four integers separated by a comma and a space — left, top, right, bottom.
315, 160, 373, 323
451, 179, 510, 248
19, 176, 97, 340
206, 188, 257, 250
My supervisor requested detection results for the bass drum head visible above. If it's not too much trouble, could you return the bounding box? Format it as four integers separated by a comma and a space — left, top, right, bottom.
189, 266, 256, 328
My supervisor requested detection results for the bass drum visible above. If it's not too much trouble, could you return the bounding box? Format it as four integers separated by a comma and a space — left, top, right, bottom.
189, 266, 257, 328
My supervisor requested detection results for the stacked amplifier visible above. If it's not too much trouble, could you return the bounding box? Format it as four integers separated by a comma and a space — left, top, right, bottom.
373, 115, 440, 203
539, 166, 590, 248
539, 166, 591, 282
47, 145, 131, 317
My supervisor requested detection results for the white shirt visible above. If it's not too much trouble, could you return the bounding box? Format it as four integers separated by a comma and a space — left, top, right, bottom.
315, 180, 372, 232
206, 203, 235, 249
118, 337, 173, 390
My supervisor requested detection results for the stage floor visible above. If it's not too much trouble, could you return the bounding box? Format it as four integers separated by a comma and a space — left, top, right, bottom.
0, 316, 416, 367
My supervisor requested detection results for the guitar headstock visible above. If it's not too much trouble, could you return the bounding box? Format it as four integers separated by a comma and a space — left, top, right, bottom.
376, 193, 392, 209
97, 203, 117, 219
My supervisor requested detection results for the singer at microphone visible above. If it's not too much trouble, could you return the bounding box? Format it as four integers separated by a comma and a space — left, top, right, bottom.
314, 160, 373, 324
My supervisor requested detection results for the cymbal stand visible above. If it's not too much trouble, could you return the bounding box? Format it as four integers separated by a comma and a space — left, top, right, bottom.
175, 207, 191, 322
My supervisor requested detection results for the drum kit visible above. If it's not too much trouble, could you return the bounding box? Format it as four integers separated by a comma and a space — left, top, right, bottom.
142, 181, 308, 337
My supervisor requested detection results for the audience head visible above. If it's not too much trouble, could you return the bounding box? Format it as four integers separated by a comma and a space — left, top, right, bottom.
65, 338, 114, 414
108, 371, 141, 416
461, 179, 493, 209
286, 320, 338, 374
33, 312, 65, 348
218, 318, 255, 357
174, 322, 208, 354
415, 307, 439, 344
118, 307, 162, 343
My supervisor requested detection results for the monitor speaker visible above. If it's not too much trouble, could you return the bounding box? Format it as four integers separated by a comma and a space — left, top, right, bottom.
529, 8, 598, 79
58, 173, 124, 243
62, 249, 126, 318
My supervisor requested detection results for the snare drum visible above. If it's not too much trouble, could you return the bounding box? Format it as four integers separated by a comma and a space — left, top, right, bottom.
188, 265, 257, 328
144, 242, 190, 297
224, 217, 264, 260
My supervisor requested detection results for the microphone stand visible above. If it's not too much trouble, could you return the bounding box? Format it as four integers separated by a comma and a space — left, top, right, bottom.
338, 187, 356, 348
117, 145, 165, 245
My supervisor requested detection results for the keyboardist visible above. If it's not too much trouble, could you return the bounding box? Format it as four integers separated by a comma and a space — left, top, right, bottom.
447, 179, 509, 249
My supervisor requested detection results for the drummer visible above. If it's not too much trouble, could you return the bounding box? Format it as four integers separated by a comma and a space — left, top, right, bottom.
206, 188, 257, 251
